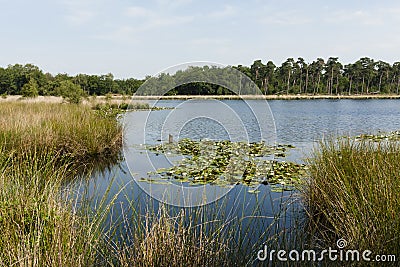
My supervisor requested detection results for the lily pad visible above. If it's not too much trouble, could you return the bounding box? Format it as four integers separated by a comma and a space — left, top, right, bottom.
143, 138, 306, 190
355, 130, 400, 142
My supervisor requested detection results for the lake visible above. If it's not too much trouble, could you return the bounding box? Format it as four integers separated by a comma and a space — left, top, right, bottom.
76, 99, 400, 257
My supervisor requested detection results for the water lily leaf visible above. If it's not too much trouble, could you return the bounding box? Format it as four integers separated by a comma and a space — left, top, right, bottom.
142, 138, 306, 190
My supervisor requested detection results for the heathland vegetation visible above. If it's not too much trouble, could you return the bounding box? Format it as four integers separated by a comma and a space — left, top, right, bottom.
0, 102, 122, 167
1, 57, 400, 97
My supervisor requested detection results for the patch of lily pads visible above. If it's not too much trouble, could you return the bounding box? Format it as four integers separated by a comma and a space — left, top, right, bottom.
142, 138, 307, 190
94, 103, 173, 118
355, 130, 400, 142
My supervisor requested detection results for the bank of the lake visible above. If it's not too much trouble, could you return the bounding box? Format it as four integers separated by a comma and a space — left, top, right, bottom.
130, 94, 400, 100
2, 94, 400, 104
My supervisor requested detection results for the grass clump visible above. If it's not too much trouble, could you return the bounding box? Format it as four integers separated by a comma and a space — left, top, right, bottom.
0, 148, 102, 266
109, 206, 232, 266
98, 187, 295, 267
0, 102, 123, 169
0, 102, 123, 266
302, 138, 400, 256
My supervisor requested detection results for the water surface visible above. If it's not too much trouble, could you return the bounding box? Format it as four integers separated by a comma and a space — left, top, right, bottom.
77, 99, 400, 249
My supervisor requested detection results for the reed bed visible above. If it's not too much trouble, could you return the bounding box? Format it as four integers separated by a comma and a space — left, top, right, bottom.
0, 102, 122, 266
302, 138, 400, 257
92, 187, 297, 267
0, 102, 123, 169
0, 147, 104, 266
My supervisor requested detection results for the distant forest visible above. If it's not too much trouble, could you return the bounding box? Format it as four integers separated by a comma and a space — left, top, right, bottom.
1, 57, 400, 96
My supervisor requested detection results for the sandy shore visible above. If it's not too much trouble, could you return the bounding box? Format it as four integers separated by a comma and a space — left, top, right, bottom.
0, 95, 64, 103
1, 94, 399, 104
0, 95, 130, 105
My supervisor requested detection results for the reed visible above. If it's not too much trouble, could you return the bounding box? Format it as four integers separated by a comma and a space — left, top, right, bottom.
0, 102, 123, 170
86, 182, 299, 267
0, 147, 104, 266
302, 138, 400, 257
0, 102, 123, 266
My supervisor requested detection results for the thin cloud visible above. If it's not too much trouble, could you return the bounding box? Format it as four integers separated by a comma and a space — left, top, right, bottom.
96, 6, 194, 43
62, 0, 97, 26
125, 6, 154, 18
124, 5, 194, 27
65, 10, 94, 25
325, 6, 400, 26
326, 10, 384, 26
156, 0, 193, 9
190, 38, 229, 46
259, 10, 313, 25
208, 5, 236, 19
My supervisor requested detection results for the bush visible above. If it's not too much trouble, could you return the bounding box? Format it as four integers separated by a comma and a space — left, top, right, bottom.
56, 80, 86, 104
21, 77, 39, 98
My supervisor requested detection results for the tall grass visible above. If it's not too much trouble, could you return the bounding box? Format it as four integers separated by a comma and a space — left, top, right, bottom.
0, 102, 123, 266
0, 102, 122, 169
93, 186, 297, 267
64, 166, 299, 266
0, 147, 104, 266
109, 206, 231, 266
302, 138, 400, 256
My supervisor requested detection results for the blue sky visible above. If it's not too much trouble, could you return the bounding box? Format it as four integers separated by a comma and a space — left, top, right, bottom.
1, 0, 400, 78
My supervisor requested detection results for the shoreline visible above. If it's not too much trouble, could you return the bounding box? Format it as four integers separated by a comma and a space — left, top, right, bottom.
1, 94, 400, 103
129, 94, 400, 100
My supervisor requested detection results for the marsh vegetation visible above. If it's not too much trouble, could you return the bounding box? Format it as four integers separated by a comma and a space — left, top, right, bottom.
0, 102, 123, 265
302, 137, 400, 259
0, 102, 122, 168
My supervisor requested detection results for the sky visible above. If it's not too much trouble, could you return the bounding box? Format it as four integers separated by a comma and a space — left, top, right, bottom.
1, 0, 400, 79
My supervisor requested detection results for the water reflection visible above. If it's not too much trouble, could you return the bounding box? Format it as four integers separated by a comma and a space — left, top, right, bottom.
123, 99, 277, 207
72, 99, 400, 253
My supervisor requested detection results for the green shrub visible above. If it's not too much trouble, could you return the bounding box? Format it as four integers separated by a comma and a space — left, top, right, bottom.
21, 77, 39, 98
56, 80, 86, 104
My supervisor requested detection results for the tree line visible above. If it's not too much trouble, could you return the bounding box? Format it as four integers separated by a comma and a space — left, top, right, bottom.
241, 57, 400, 95
1, 57, 400, 97
0, 64, 143, 99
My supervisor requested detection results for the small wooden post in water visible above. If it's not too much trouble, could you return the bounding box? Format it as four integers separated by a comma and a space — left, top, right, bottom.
168, 134, 173, 143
